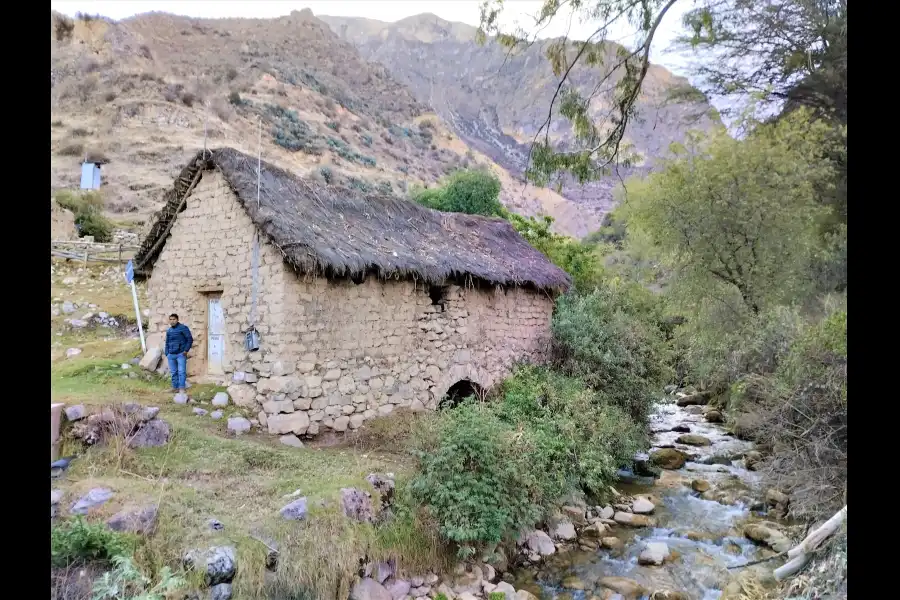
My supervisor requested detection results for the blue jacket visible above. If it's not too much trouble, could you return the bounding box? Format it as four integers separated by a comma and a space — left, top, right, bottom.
165, 323, 193, 356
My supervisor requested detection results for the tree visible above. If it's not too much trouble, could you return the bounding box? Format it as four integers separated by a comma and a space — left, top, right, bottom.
619, 109, 836, 316
412, 169, 505, 217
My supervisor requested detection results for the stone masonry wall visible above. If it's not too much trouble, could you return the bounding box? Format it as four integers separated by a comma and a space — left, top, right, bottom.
146, 169, 557, 437
145, 170, 290, 378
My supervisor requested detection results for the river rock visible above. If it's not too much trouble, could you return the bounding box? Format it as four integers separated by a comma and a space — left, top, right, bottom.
676, 391, 711, 406
71, 488, 113, 514
705, 410, 725, 423
650, 448, 687, 470
452, 563, 483, 595
691, 479, 711, 493
561, 575, 586, 590
106, 505, 158, 534
613, 512, 655, 527
524, 529, 556, 556
492, 581, 516, 600
183, 546, 236, 585
516, 591, 539, 600
743, 523, 792, 553
671, 424, 691, 433
766, 489, 789, 506
632, 497, 655, 514
598, 505, 614, 520
561, 504, 587, 525
550, 519, 577, 541
602, 537, 624, 550
279, 497, 308, 521
350, 578, 392, 600
638, 542, 670, 566
599, 577, 648, 599
651, 592, 690, 600
744, 450, 763, 470
676, 434, 712, 446
341, 488, 374, 523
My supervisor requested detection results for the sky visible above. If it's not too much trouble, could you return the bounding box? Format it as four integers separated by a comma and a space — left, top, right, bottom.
50, 1, 697, 76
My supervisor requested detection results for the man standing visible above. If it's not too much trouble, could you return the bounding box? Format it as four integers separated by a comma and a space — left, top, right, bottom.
165, 313, 193, 394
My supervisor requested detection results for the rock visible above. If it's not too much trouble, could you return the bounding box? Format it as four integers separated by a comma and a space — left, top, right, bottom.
691, 479, 711, 493
600, 577, 648, 599
601, 537, 624, 550
633, 458, 661, 478
193, 407, 208, 416
173, 393, 189, 405
210, 583, 233, 600
208, 518, 224, 531
184, 546, 236, 586
664, 384, 678, 394
598, 505, 615, 520
561, 504, 588, 525
210, 410, 223, 420
350, 578, 392, 600
452, 563, 483, 595
524, 529, 556, 556
613, 512, 655, 527
675, 391, 712, 406
140, 406, 160, 421
650, 592, 690, 600
550, 519, 577, 541
743, 524, 792, 553
650, 448, 688, 470
64, 404, 86, 421
671, 424, 691, 433
68, 319, 89, 328
638, 542, 670, 566
492, 581, 515, 600
370, 560, 394, 584
128, 419, 170, 448
106, 505, 158, 534
425, 574, 439, 585
631, 497, 655, 514
139, 347, 162, 371
385, 579, 411, 600
212, 392, 230, 407
366, 473, 396, 507
267, 411, 310, 435
227, 417, 252, 435
279, 435, 304, 448
766, 489, 790, 506
341, 488, 374, 522
705, 410, 725, 423
516, 591, 540, 600
66, 347, 82, 358
562, 576, 586, 590
71, 487, 114, 515
744, 450, 763, 471
410, 577, 425, 588
62, 301, 76, 314
676, 434, 712, 446
279, 497, 308, 521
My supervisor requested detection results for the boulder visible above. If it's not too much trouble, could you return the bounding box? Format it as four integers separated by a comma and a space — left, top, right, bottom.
675, 391, 712, 407
676, 434, 712, 446
561, 575, 587, 590
492, 581, 516, 600
183, 546, 236, 586
106, 505, 158, 534
64, 404, 86, 422
524, 529, 556, 556
599, 577, 648, 599
550, 519, 577, 541
650, 448, 687, 470
279, 497, 308, 521
744, 450, 763, 471
598, 505, 615, 520
173, 393, 189, 405
279, 435, 304, 448
671, 424, 691, 433
705, 410, 725, 423
516, 591, 540, 600
71, 487, 113, 515
631, 497, 655, 514
341, 488, 374, 523
638, 542, 670, 566
226, 384, 257, 408
613, 512, 655, 527
743, 523, 792, 553
212, 392, 230, 407
452, 563, 483, 595
210, 583, 233, 600
139, 347, 162, 371
227, 417, 252, 435
691, 479, 711, 493
384, 579, 411, 600
561, 505, 588, 526
370, 560, 394, 584
267, 412, 309, 435
601, 537, 624, 550
127, 419, 170, 448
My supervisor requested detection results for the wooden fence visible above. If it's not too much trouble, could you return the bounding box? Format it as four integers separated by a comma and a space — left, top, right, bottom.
51, 239, 139, 264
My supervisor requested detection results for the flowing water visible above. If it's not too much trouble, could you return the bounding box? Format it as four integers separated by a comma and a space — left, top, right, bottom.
512, 399, 783, 600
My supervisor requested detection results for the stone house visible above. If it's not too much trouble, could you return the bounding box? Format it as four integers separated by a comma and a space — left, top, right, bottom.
134, 148, 570, 437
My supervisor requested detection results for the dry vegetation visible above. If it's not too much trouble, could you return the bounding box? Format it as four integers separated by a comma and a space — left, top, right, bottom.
49, 10, 590, 237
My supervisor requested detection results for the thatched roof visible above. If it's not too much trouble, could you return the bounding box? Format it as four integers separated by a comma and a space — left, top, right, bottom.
134, 148, 571, 291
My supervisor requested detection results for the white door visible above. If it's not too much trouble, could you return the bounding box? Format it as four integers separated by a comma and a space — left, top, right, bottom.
207, 294, 225, 375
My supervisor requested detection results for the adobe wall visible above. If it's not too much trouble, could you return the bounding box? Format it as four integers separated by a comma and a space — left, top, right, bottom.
145, 169, 557, 437
228, 275, 556, 437
144, 170, 291, 378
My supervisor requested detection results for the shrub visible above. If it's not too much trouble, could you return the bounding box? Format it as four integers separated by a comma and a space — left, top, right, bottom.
76, 211, 114, 242
59, 143, 85, 157
325, 120, 340, 132
55, 16, 75, 41
228, 91, 243, 106
319, 166, 334, 184
55, 190, 113, 242
91, 554, 186, 600
265, 104, 322, 155
51, 517, 134, 567
412, 170, 503, 217
552, 280, 673, 422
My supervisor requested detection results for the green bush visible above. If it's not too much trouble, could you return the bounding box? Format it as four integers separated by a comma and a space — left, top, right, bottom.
76, 211, 114, 242
54, 190, 113, 242
551, 280, 673, 422
51, 516, 135, 567
265, 104, 322, 155
405, 366, 644, 558
91, 555, 186, 600
412, 170, 504, 217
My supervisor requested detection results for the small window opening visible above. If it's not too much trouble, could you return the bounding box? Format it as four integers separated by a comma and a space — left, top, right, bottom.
440, 379, 483, 410
429, 285, 448, 311
351, 272, 365, 285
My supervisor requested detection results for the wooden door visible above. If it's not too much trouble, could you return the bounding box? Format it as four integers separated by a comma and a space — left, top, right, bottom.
207, 294, 225, 375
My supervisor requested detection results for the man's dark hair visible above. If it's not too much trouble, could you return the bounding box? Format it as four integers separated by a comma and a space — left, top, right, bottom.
169, 313, 179, 320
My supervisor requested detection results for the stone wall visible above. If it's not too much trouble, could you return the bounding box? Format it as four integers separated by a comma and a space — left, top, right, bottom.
146, 169, 557, 437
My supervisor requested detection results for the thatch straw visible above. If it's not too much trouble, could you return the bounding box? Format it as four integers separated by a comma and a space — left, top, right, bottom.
135, 148, 571, 291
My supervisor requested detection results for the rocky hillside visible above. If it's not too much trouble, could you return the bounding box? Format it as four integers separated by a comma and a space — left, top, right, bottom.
321, 12, 720, 236
50, 10, 594, 238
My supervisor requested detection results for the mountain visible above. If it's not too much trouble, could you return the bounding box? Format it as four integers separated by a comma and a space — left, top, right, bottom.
50, 10, 598, 238
321, 12, 721, 237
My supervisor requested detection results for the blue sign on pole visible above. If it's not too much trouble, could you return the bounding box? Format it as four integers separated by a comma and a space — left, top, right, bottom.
125, 260, 134, 284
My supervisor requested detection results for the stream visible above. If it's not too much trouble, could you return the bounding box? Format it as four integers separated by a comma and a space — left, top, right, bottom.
510, 398, 784, 600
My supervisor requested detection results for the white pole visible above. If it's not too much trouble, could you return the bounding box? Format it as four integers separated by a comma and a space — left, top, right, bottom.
131, 280, 146, 353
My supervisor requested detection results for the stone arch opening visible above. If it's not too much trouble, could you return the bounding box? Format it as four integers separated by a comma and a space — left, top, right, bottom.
439, 379, 484, 410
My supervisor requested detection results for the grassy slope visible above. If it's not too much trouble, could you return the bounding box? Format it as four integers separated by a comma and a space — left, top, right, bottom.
50, 261, 447, 599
